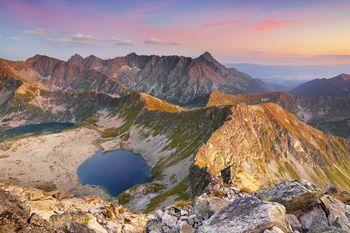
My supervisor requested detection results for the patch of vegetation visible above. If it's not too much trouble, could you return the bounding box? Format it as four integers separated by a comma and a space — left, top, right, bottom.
35, 182, 57, 192
144, 182, 166, 194
100, 127, 123, 138
79, 115, 99, 126
284, 162, 300, 180
325, 166, 350, 190
118, 192, 132, 205
175, 199, 191, 207
145, 178, 189, 213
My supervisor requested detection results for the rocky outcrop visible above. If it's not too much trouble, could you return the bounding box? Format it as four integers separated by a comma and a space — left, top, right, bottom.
254, 180, 322, 213
254, 180, 350, 232
193, 178, 247, 220
198, 196, 291, 233
146, 180, 350, 233
0, 183, 148, 233
3, 180, 350, 233
191, 103, 350, 195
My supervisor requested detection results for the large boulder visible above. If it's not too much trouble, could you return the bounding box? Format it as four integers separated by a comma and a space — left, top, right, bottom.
320, 195, 350, 230
299, 206, 329, 232
193, 178, 247, 220
198, 196, 292, 233
254, 180, 322, 213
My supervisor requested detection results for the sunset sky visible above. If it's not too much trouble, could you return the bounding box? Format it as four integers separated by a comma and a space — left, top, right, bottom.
1, 0, 350, 65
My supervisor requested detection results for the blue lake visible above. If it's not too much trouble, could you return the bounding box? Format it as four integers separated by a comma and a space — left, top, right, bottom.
78, 149, 153, 196
0, 122, 74, 141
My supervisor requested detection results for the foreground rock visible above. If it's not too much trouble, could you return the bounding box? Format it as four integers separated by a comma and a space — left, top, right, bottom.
146, 205, 199, 233
254, 180, 322, 213
193, 178, 247, 220
0, 183, 148, 233
254, 180, 350, 232
198, 196, 291, 233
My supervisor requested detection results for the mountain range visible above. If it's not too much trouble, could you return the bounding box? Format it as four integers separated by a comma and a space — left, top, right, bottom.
0, 52, 274, 106
0, 52, 350, 232
291, 73, 350, 97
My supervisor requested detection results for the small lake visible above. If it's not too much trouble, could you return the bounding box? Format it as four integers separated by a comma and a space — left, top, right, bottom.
78, 149, 153, 196
0, 122, 74, 141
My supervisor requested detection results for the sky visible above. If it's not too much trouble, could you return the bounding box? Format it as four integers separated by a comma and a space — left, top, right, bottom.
0, 0, 350, 65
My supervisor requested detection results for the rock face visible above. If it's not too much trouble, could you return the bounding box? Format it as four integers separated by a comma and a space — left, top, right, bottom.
291, 73, 350, 97
1, 52, 274, 105
0, 60, 124, 127
0, 183, 148, 233
191, 103, 350, 195
198, 196, 290, 233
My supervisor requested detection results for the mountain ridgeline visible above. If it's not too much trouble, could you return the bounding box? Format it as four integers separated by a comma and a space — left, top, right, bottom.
2, 52, 274, 105
291, 73, 350, 97
195, 91, 350, 137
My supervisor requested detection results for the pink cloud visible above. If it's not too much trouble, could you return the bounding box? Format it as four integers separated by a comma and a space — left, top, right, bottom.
255, 19, 296, 31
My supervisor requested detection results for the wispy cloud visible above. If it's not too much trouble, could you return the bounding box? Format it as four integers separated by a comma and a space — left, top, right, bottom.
10, 36, 19, 40
107, 37, 133, 46
70, 33, 100, 42
167, 41, 182, 46
144, 36, 162, 45
47, 32, 132, 46
26, 27, 55, 36
49, 33, 99, 45
0, 36, 3, 40
144, 36, 181, 46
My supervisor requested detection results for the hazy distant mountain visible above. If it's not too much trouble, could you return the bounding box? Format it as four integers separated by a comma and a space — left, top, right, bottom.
227, 63, 350, 90
2, 52, 274, 105
291, 73, 350, 97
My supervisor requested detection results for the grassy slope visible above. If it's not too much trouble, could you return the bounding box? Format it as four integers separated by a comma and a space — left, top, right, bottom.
95, 93, 230, 211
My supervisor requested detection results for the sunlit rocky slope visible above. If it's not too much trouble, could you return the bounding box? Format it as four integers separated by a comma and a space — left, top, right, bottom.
195, 91, 350, 137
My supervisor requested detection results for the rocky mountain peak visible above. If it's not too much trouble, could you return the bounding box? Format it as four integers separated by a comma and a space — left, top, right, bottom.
68, 53, 84, 63
68, 53, 84, 65
337, 73, 350, 81
196, 51, 217, 63
126, 52, 138, 58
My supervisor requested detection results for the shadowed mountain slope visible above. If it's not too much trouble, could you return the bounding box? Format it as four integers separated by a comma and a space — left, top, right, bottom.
291, 73, 350, 97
